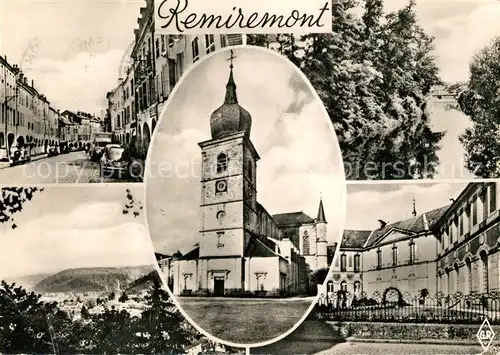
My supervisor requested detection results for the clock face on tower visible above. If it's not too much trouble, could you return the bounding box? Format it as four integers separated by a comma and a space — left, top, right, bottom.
215, 179, 228, 193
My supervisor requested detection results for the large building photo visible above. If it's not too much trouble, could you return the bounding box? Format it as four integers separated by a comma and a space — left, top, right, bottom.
146, 47, 346, 344
324, 182, 500, 304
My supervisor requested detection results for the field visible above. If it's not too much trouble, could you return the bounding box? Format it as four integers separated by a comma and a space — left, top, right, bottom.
177, 296, 314, 345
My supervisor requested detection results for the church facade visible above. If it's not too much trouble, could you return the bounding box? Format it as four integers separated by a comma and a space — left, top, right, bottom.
324, 182, 500, 303
171, 55, 329, 297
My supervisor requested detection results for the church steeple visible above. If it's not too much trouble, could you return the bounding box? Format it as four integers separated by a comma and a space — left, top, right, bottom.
224, 52, 238, 104
317, 197, 326, 223
209, 49, 252, 139
412, 197, 417, 217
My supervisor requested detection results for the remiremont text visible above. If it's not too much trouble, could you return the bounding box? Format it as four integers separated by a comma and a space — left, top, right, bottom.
157, 0, 331, 32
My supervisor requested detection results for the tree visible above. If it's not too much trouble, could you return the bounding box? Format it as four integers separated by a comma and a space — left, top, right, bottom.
78, 306, 139, 354
134, 278, 196, 354
81, 305, 90, 318
308, 267, 330, 295
118, 292, 129, 303
0, 187, 43, 228
108, 292, 115, 301
247, 0, 443, 179
458, 37, 500, 177
0, 281, 75, 354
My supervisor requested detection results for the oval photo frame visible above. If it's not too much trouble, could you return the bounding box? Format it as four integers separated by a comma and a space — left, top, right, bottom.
144, 45, 347, 348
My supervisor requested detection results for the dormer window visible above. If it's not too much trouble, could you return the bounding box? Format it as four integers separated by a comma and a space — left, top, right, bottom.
217, 153, 228, 173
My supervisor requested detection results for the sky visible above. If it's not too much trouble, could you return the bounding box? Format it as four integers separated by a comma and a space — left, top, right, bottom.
146, 48, 346, 255
0, 184, 156, 279
345, 182, 469, 231
1, 0, 500, 114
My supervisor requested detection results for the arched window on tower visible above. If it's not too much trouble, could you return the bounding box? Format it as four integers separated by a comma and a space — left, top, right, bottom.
217, 153, 228, 173
302, 231, 310, 255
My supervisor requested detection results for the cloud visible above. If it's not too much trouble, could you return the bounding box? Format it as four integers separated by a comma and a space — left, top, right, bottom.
345, 182, 468, 231
428, 2, 500, 83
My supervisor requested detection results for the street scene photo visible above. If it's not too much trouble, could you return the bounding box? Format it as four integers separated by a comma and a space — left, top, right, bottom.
0, 0, 243, 184
0, 185, 244, 354
249, 0, 500, 180
146, 47, 346, 345
253, 181, 500, 354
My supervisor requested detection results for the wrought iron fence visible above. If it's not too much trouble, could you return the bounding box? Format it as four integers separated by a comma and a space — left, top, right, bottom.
315, 294, 500, 325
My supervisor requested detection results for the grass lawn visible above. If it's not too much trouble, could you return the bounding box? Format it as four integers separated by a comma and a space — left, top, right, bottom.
177, 297, 314, 345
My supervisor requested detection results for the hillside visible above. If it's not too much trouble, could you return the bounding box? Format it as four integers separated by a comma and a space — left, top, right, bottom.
126, 270, 164, 294
33, 265, 155, 293
3, 273, 52, 290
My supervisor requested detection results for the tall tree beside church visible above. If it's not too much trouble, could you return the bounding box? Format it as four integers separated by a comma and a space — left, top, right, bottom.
247, 0, 443, 179
458, 37, 500, 177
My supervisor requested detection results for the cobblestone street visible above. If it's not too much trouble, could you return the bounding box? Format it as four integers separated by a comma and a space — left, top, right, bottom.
0, 151, 139, 183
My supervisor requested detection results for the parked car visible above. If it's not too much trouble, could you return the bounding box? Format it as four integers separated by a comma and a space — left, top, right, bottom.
48, 146, 59, 157
10, 147, 31, 166
100, 144, 129, 179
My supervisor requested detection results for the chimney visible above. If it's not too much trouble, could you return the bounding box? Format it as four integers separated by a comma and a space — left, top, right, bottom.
378, 219, 387, 229
32, 79, 34, 87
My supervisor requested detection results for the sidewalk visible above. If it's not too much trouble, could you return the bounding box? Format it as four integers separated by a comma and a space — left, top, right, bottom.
0, 153, 48, 170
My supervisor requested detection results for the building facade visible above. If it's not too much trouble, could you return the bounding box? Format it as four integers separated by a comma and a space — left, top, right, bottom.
325, 182, 500, 303
106, 0, 244, 159
1, 54, 100, 160
170, 61, 328, 297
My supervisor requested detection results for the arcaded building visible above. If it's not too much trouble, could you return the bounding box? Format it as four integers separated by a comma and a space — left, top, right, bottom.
325, 182, 500, 301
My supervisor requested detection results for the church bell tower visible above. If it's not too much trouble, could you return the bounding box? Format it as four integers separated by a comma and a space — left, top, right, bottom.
198, 50, 259, 262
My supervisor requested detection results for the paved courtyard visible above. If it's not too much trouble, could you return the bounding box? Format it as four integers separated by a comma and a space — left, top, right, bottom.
177, 296, 314, 345
251, 321, 484, 355
314, 342, 483, 355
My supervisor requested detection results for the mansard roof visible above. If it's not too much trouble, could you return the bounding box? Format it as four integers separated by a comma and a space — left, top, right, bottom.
364, 205, 449, 248
272, 211, 315, 227
341, 230, 372, 249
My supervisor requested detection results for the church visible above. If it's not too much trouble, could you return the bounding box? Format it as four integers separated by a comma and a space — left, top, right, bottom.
171, 52, 329, 297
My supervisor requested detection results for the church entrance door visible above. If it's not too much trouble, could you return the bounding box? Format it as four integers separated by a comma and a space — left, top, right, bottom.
214, 277, 225, 296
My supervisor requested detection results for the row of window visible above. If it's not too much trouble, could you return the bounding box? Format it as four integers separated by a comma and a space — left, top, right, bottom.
0, 104, 54, 133
376, 241, 416, 269
192, 35, 226, 63
440, 184, 496, 251
439, 251, 490, 295
326, 280, 362, 293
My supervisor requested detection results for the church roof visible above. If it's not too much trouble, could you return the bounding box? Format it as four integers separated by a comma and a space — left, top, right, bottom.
177, 247, 200, 260
364, 205, 449, 248
341, 230, 372, 249
210, 52, 252, 139
272, 212, 315, 227
244, 237, 279, 258
317, 199, 326, 223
